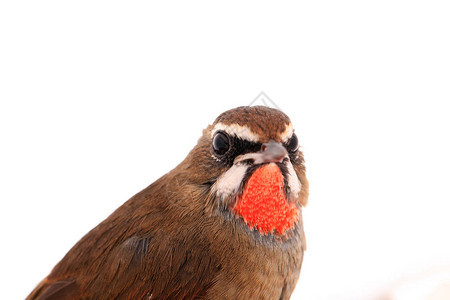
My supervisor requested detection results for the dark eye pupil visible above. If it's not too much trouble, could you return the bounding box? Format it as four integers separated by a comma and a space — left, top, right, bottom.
288, 134, 299, 152
213, 132, 230, 155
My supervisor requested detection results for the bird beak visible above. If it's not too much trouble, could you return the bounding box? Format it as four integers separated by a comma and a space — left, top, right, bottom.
234, 140, 289, 165
234, 140, 288, 165
258, 140, 288, 163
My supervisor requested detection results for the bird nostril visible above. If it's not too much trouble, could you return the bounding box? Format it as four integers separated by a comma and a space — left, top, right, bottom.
244, 159, 255, 165
261, 145, 267, 152
273, 154, 285, 162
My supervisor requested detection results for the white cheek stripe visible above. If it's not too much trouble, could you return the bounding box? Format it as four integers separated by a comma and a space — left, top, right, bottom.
280, 123, 294, 143
211, 123, 259, 142
286, 161, 301, 198
213, 164, 248, 197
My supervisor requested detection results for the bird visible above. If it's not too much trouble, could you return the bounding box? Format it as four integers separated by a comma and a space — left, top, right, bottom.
27, 105, 309, 300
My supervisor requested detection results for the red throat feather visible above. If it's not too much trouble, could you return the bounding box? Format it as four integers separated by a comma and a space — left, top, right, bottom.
233, 163, 299, 235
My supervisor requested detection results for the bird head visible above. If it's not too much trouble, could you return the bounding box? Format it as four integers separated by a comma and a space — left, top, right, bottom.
181, 106, 308, 237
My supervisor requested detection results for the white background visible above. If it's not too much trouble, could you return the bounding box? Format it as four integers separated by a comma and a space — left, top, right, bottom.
1, 1, 449, 299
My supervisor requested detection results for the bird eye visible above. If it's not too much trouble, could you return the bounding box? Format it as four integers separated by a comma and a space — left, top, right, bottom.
212, 131, 230, 155
287, 134, 299, 152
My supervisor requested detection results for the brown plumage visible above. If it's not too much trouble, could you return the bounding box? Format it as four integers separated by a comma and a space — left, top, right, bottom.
27, 106, 309, 300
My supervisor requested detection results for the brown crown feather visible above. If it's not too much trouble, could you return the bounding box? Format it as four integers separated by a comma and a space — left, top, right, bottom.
214, 105, 291, 143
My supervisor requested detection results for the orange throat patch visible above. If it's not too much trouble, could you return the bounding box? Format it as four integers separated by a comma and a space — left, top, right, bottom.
233, 163, 299, 235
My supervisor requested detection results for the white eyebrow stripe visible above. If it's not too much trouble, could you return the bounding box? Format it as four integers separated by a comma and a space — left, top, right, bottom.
280, 123, 294, 143
211, 122, 259, 142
